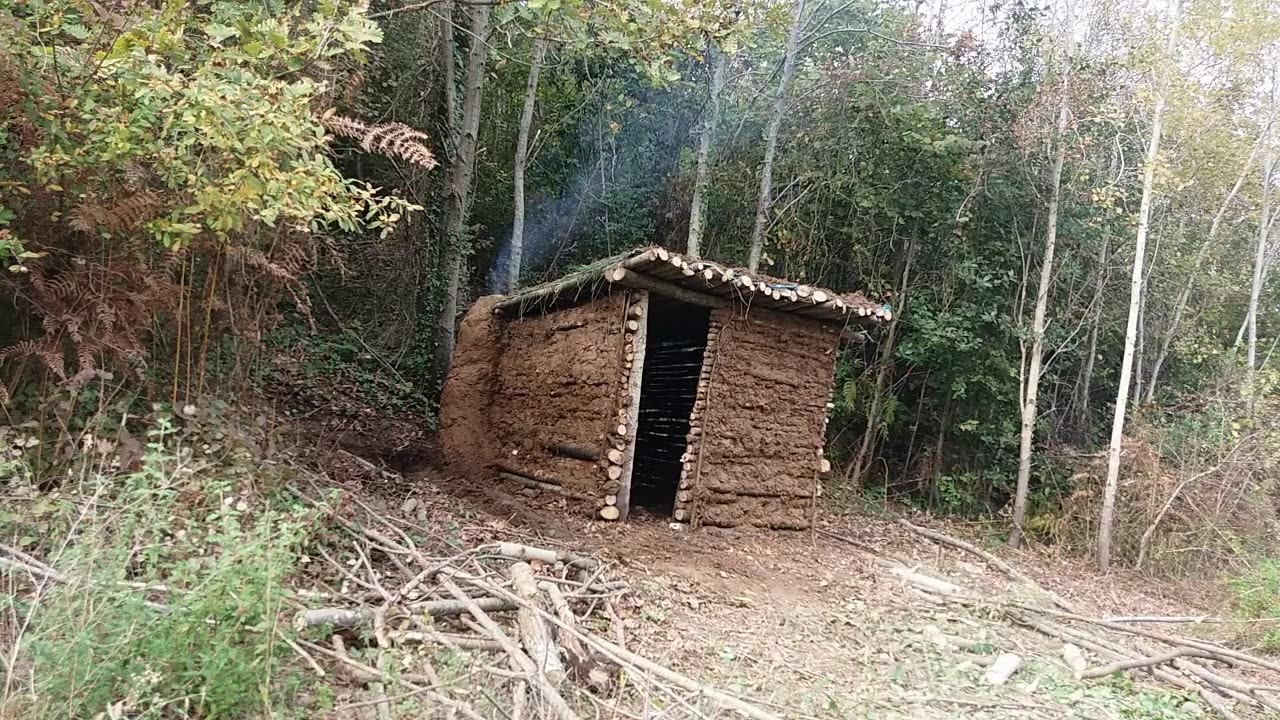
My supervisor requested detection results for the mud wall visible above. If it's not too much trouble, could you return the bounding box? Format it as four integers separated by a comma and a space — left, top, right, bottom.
440, 295, 503, 480
488, 293, 627, 500
693, 307, 839, 528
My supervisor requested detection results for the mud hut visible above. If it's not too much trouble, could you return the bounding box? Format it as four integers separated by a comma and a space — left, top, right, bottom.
440, 246, 890, 529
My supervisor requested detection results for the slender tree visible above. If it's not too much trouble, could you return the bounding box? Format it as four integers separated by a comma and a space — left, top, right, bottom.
746, 0, 805, 272
1247, 147, 1274, 407
687, 45, 728, 258
1098, 0, 1181, 571
435, 3, 492, 377
1010, 0, 1075, 549
508, 37, 550, 292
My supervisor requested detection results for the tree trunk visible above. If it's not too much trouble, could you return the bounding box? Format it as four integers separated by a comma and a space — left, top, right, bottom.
1099, 2, 1180, 571
687, 46, 728, 258
928, 391, 953, 510
1247, 148, 1274, 410
747, 0, 806, 272
1133, 273, 1147, 409
1010, 1, 1074, 549
441, 3, 458, 150
509, 37, 549, 292
435, 4, 492, 378
1143, 130, 1268, 403
1074, 237, 1108, 439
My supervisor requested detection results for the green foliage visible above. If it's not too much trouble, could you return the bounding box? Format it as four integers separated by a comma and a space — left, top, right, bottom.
1228, 558, 1280, 654
262, 319, 437, 421
4, 422, 324, 718
2, 0, 412, 249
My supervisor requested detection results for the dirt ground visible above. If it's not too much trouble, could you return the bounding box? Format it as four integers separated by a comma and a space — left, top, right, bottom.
310, 446, 1269, 720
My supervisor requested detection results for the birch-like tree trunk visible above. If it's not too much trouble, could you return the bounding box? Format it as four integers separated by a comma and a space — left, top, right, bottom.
687, 47, 728, 258
1010, 0, 1074, 549
435, 4, 492, 377
746, 0, 805, 272
1098, 2, 1181, 571
1247, 149, 1274, 408
508, 37, 549, 292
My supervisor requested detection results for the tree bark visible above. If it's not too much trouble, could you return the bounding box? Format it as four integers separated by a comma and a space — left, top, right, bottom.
1247, 148, 1274, 410
747, 0, 806, 272
1074, 238, 1108, 439
1143, 130, 1268, 403
435, 3, 492, 378
1010, 0, 1074, 548
508, 37, 550, 292
1099, 1, 1180, 571
687, 46, 728, 258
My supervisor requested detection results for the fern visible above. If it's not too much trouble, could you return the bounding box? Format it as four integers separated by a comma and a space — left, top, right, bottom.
0, 339, 68, 380
68, 191, 163, 234
321, 114, 438, 169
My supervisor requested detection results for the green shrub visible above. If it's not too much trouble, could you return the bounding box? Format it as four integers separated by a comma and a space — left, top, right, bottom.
7, 424, 323, 718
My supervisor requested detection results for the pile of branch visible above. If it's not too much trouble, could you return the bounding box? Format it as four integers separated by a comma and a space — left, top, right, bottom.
821, 522, 1280, 720
296, 536, 783, 720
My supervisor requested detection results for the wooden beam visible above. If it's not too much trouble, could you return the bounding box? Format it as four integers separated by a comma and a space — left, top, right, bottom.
605, 268, 733, 310
614, 291, 649, 521
543, 442, 599, 462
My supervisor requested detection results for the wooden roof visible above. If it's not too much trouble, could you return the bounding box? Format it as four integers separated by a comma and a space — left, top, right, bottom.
492, 246, 891, 326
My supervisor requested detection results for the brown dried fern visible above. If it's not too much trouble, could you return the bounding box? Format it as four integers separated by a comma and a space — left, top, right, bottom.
68, 190, 164, 234
321, 114, 438, 169
0, 339, 68, 381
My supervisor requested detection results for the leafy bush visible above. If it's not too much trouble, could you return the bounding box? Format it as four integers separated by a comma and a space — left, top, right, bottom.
4, 422, 325, 718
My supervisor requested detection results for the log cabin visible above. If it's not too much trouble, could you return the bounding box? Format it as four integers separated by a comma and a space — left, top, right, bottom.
440, 246, 890, 529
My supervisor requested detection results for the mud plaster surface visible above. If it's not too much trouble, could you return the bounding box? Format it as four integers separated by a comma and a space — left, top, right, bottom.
695, 307, 838, 528
439, 295, 502, 481
486, 293, 625, 500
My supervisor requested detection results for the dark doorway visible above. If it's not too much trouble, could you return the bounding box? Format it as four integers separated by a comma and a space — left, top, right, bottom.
629, 296, 710, 516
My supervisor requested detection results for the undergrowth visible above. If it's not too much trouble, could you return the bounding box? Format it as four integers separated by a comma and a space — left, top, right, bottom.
262, 320, 436, 423
1, 418, 332, 719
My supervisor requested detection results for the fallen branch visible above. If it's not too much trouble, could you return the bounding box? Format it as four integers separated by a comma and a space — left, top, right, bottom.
487, 542, 600, 571
453, 569, 784, 720
295, 596, 517, 631
1080, 648, 1201, 680
439, 577, 580, 720
508, 562, 566, 683
897, 519, 1076, 611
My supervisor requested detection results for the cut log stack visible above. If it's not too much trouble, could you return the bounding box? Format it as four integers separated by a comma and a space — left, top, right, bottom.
603, 247, 890, 324
671, 318, 723, 524
497, 245, 891, 326
601, 292, 648, 521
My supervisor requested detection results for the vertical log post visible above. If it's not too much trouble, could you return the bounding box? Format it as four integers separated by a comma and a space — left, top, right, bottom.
602, 290, 648, 521
675, 317, 725, 526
